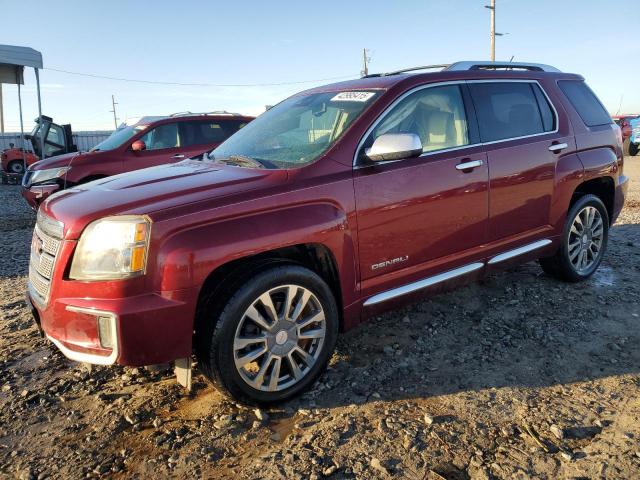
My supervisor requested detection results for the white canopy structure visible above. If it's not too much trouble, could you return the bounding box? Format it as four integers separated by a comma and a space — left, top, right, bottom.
0, 45, 44, 168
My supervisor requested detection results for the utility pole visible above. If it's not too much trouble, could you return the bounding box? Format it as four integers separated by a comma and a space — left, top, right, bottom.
110, 94, 119, 129
0, 84, 4, 133
361, 48, 370, 77
486, 0, 496, 61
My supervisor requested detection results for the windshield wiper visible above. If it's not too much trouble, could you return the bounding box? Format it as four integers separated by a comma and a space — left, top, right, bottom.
213, 155, 266, 169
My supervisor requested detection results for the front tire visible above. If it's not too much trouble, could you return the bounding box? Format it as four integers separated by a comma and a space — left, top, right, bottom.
7, 160, 25, 175
196, 265, 339, 404
539, 194, 609, 282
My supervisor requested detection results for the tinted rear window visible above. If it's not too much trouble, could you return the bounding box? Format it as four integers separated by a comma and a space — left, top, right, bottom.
558, 80, 611, 127
469, 82, 554, 142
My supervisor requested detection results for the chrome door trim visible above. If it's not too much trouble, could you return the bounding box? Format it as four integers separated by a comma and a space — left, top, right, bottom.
363, 262, 484, 307
548, 142, 568, 152
455, 159, 484, 170
487, 239, 552, 265
353, 79, 561, 168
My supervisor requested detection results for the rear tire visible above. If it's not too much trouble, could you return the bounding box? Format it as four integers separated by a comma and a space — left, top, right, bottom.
196, 264, 339, 405
7, 161, 25, 175
629, 142, 639, 156
539, 194, 609, 282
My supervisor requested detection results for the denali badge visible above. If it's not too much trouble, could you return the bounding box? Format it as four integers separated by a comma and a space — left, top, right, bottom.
371, 255, 409, 270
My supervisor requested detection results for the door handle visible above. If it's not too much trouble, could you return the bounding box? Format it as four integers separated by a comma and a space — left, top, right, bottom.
548, 142, 568, 153
171, 154, 185, 159
455, 159, 484, 171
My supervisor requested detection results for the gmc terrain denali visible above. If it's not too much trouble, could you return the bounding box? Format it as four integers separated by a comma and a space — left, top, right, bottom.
27, 61, 628, 404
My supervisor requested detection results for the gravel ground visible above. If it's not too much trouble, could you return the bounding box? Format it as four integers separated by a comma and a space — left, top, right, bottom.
1, 160, 639, 480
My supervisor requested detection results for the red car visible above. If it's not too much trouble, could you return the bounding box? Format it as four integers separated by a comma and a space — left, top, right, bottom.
612, 114, 639, 151
21, 112, 253, 209
27, 61, 627, 404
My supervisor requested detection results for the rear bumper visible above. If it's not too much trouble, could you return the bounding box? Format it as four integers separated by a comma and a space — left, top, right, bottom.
28, 286, 199, 366
612, 174, 629, 224
22, 184, 60, 210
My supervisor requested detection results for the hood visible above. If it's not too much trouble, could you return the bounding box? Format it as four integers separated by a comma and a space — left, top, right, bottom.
30, 151, 85, 170
42, 160, 288, 239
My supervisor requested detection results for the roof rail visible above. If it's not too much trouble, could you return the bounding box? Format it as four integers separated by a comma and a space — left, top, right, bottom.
169, 110, 243, 117
364, 64, 450, 78
445, 61, 561, 73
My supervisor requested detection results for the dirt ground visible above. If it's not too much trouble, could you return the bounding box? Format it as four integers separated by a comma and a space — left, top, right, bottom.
1, 160, 639, 480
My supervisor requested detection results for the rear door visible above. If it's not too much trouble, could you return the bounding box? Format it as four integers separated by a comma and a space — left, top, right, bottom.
178, 119, 248, 158
468, 80, 572, 242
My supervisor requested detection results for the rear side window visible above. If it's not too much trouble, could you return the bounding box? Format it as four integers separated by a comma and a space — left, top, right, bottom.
558, 80, 611, 127
180, 120, 248, 146
469, 82, 555, 142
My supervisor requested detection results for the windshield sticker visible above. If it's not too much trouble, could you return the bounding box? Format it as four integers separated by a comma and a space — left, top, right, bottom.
330, 91, 375, 102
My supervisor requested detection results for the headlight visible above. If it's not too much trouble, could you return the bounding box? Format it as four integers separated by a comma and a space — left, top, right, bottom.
28, 166, 70, 186
69, 216, 151, 280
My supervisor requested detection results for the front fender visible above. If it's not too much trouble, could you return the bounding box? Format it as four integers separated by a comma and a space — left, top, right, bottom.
154, 202, 358, 307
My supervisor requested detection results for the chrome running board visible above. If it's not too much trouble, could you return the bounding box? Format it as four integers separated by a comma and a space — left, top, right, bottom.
363, 262, 484, 306
364, 238, 552, 307
487, 239, 552, 265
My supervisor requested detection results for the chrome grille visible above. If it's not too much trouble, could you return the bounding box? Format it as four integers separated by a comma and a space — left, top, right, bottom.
28, 215, 64, 307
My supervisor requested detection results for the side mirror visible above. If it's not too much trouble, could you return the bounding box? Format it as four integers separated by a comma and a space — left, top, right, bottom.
364, 133, 423, 162
131, 140, 146, 152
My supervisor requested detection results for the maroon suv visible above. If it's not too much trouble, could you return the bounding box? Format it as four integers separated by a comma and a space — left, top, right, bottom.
27, 61, 628, 404
21, 112, 253, 209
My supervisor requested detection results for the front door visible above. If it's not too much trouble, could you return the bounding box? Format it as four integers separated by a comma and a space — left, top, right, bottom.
127, 121, 186, 171
354, 83, 489, 298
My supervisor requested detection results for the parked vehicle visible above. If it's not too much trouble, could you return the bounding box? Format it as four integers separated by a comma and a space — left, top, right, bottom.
1, 116, 76, 175
21, 112, 253, 209
27, 61, 627, 404
612, 114, 639, 154
628, 117, 640, 156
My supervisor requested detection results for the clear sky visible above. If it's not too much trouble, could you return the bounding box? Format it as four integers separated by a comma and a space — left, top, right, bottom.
1, 0, 638, 132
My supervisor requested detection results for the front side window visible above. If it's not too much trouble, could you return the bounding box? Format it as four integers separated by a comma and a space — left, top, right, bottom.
91, 125, 146, 152
469, 82, 554, 142
212, 91, 381, 169
139, 123, 181, 150
371, 84, 470, 153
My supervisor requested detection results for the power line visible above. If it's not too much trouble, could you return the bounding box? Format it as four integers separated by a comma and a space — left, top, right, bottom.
43, 67, 356, 87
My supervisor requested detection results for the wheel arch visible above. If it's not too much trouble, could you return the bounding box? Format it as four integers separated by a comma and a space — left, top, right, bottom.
571, 176, 615, 224
193, 243, 345, 338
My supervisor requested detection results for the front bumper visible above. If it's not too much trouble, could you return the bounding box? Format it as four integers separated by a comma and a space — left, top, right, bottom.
28, 286, 199, 366
22, 184, 60, 210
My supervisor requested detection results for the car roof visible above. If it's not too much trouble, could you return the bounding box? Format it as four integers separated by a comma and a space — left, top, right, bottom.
125, 113, 254, 128
301, 69, 583, 97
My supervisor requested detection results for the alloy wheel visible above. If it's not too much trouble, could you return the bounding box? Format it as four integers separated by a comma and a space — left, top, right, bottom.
568, 206, 604, 273
233, 284, 326, 392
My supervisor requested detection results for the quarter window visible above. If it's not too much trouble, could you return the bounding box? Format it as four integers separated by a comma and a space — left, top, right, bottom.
371, 85, 469, 153
469, 82, 554, 142
139, 123, 180, 150
558, 80, 611, 127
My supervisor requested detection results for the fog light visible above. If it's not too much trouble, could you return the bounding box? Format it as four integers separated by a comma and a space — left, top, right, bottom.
97, 316, 114, 349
